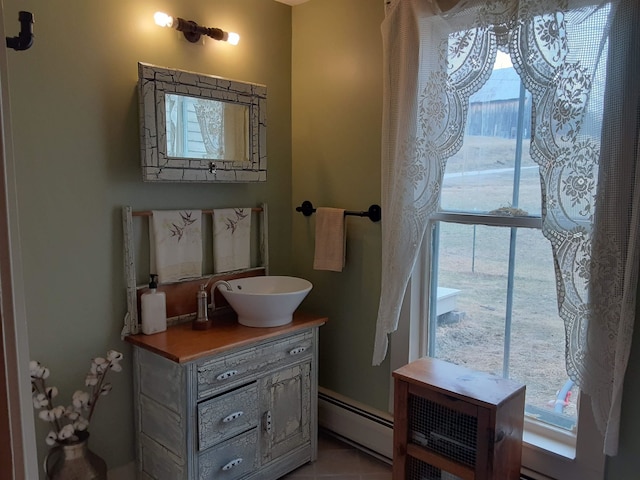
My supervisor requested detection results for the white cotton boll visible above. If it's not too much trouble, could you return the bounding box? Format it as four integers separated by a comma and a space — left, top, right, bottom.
65, 408, 79, 421
100, 383, 112, 395
39, 410, 53, 421
72, 390, 90, 409
109, 363, 122, 373
92, 357, 108, 374
85, 373, 98, 386
107, 350, 123, 362
74, 417, 89, 431
30, 361, 47, 379
72, 390, 88, 401
41, 367, 50, 379
45, 431, 58, 446
29, 360, 41, 377
33, 393, 48, 409
58, 424, 75, 440
46, 386, 58, 398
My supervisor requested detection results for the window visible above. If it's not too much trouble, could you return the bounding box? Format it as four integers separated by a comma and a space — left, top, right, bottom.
380, 1, 635, 476
430, 53, 579, 431
411, 44, 605, 480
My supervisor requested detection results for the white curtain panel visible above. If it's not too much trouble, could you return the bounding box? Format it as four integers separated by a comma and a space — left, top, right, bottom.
374, 0, 639, 455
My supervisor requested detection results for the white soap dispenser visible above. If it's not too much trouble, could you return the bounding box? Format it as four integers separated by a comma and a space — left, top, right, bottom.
141, 274, 167, 335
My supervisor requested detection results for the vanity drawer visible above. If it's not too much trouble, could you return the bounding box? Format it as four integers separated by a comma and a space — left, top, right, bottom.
198, 429, 257, 480
198, 383, 258, 450
196, 331, 313, 398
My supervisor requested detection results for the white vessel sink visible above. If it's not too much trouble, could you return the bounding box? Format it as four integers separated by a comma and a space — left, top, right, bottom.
214, 276, 312, 327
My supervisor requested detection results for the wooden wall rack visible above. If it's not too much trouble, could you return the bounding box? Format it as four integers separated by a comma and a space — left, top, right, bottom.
121, 204, 269, 337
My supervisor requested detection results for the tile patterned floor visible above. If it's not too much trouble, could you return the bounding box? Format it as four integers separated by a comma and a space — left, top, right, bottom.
282, 430, 392, 480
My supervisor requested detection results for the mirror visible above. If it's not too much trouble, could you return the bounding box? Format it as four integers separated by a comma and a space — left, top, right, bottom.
138, 63, 267, 182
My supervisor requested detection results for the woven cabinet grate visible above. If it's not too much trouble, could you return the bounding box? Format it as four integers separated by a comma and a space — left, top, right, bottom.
408, 393, 478, 468
407, 456, 465, 480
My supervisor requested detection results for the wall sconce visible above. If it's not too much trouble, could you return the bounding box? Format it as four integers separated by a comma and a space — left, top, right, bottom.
154, 12, 240, 45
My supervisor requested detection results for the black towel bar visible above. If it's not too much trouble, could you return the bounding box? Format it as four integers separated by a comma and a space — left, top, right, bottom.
295, 200, 381, 223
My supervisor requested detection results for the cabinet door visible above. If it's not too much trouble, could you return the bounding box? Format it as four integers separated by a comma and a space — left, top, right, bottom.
259, 362, 311, 464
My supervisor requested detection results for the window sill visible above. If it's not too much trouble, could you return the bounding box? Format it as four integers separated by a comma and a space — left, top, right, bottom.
523, 412, 576, 460
523, 428, 576, 460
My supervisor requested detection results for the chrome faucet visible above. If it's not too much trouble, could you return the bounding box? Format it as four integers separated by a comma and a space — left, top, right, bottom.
210, 280, 232, 311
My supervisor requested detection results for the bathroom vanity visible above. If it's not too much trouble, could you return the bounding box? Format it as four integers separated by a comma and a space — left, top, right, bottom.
125, 311, 326, 480
121, 205, 325, 478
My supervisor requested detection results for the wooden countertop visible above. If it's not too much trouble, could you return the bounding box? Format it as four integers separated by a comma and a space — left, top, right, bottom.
124, 311, 327, 364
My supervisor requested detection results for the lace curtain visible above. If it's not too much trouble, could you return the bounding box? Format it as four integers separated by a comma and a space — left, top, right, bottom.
194, 99, 225, 157
374, 0, 639, 455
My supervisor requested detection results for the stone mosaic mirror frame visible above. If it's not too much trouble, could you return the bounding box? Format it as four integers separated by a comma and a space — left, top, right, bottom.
138, 62, 267, 182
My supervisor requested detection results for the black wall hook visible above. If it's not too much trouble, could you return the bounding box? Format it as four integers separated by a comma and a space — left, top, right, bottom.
296, 200, 382, 223
6, 11, 34, 51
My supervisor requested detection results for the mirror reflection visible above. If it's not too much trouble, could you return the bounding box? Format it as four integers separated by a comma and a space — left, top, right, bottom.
165, 94, 249, 162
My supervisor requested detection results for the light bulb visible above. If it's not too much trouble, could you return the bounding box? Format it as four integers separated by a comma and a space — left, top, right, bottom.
154, 12, 174, 28
226, 32, 240, 46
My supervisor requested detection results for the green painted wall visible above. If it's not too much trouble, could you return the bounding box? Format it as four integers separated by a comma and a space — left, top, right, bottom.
4, 0, 292, 473
291, 0, 389, 411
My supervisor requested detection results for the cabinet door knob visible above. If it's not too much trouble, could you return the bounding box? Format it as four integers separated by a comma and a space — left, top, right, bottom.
216, 369, 239, 381
222, 411, 244, 423
289, 346, 307, 355
221, 458, 243, 471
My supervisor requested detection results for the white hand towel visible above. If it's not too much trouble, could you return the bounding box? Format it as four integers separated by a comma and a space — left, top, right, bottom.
213, 208, 252, 273
150, 210, 203, 284
313, 208, 346, 272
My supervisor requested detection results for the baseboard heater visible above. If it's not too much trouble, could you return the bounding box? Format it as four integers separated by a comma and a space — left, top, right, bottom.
317, 387, 394, 462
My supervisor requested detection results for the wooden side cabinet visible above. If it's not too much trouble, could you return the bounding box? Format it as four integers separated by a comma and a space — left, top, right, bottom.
392, 357, 525, 480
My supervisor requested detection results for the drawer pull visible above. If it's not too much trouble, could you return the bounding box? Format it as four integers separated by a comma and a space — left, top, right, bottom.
222, 411, 244, 423
216, 370, 239, 381
263, 410, 272, 434
221, 458, 243, 471
289, 346, 307, 355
